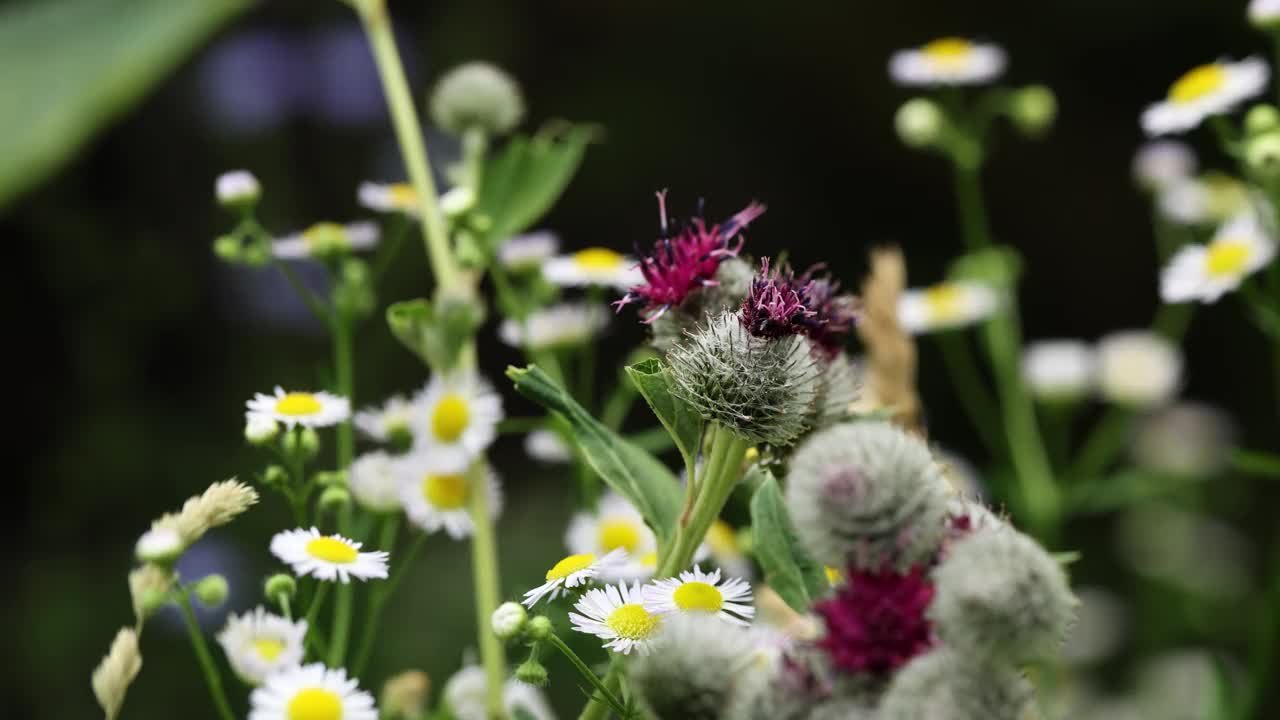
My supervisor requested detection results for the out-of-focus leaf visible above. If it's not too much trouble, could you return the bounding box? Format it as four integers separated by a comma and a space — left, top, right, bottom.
751, 470, 826, 613
476, 123, 597, 247
0, 0, 249, 208
625, 358, 704, 473
386, 296, 484, 372
507, 365, 682, 542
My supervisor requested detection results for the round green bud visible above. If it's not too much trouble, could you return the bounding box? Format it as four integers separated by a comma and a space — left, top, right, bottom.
241, 242, 271, 267
491, 601, 528, 641
299, 427, 321, 458
138, 588, 170, 618
1009, 85, 1057, 137
244, 413, 279, 445
895, 98, 945, 149
525, 615, 553, 641
314, 470, 347, 488
429, 62, 525, 136
193, 574, 230, 608
514, 657, 549, 687
262, 464, 289, 488
388, 425, 415, 454
1246, 104, 1280, 135
1245, 130, 1280, 180
213, 235, 243, 263
264, 573, 297, 603
319, 486, 351, 512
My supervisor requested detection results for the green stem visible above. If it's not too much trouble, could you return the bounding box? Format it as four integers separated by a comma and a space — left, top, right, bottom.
547, 636, 629, 719
1239, 535, 1280, 719
1068, 408, 1133, 483
354, 0, 460, 290
497, 417, 545, 434
935, 330, 1005, 458
176, 591, 234, 720
661, 424, 750, 578
327, 311, 356, 667
953, 159, 992, 249
351, 515, 402, 677
304, 583, 331, 638
272, 258, 331, 323
1230, 449, 1280, 478
468, 461, 507, 719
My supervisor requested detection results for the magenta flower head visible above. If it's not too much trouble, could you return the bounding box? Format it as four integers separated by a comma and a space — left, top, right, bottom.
615, 191, 766, 322
814, 565, 935, 676
740, 259, 860, 355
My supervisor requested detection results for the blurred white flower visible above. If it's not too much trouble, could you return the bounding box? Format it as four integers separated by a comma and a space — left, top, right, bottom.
1142, 58, 1269, 136
889, 38, 1006, 86
1096, 331, 1182, 408
1116, 504, 1252, 597
898, 281, 999, 334
498, 231, 560, 272
1022, 339, 1097, 401
1131, 402, 1235, 477
1132, 141, 1197, 192
524, 429, 572, 464
1157, 172, 1250, 225
272, 222, 379, 260
1161, 213, 1276, 304
1062, 587, 1128, 665
542, 248, 642, 289
498, 302, 609, 350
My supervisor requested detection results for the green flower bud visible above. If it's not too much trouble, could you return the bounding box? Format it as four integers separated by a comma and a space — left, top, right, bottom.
319, 486, 351, 512
299, 427, 321, 459
514, 658, 549, 687
314, 470, 347, 488
491, 601, 528, 642
1009, 85, 1056, 137
264, 574, 297, 604
525, 615, 553, 641
245, 414, 279, 445
1245, 130, 1280, 180
430, 62, 525, 136
242, 242, 271, 267
261, 464, 289, 488
216, 170, 261, 210
1246, 104, 1280, 135
193, 574, 230, 608
879, 649, 1034, 720
334, 258, 377, 319
895, 98, 945, 149
213, 235, 243, 263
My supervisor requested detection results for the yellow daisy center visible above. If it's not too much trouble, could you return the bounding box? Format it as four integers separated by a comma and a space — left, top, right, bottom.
1205, 240, 1251, 277
387, 183, 418, 208
598, 519, 642, 552
431, 393, 471, 442
922, 37, 973, 65
423, 473, 469, 509
252, 637, 286, 662
301, 222, 348, 253
547, 553, 596, 580
924, 284, 965, 320
1169, 64, 1226, 104
639, 551, 657, 567
276, 392, 322, 416
605, 603, 659, 640
287, 687, 343, 720
825, 566, 844, 586
672, 581, 724, 612
305, 537, 358, 564
573, 248, 624, 271
705, 520, 739, 558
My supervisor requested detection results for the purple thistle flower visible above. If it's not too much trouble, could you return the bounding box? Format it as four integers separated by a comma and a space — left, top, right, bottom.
740, 259, 860, 354
814, 565, 935, 676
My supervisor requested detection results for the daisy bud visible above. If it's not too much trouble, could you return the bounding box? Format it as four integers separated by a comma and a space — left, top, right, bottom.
315, 470, 347, 488
1244, 130, 1280, 180
429, 61, 525, 136
1246, 103, 1280, 135
193, 574, 230, 608
92, 628, 142, 720
264, 573, 297, 604
129, 564, 172, 623
929, 526, 1077, 663
667, 312, 820, 446
895, 98, 945, 149
786, 421, 949, 571
514, 657, 549, 687
213, 234, 242, 263
319, 486, 351, 512
1009, 85, 1057, 137
261, 465, 288, 488
631, 615, 757, 720
135, 526, 184, 565
1021, 339, 1096, 403
381, 670, 431, 720
879, 649, 1034, 720
299, 427, 321, 458
526, 615, 553, 641
244, 413, 279, 445
492, 601, 528, 641
215, 170, 260, 210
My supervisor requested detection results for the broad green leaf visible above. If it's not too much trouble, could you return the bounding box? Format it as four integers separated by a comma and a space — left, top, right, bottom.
0, 0, 249, 208
507, 365, 682, 542
476, 123, 597, 247
750, 471, 826, 612
625, 358, 704, 473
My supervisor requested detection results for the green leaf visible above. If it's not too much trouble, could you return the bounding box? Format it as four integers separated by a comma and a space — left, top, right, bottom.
507, 365, 682, 542
625, 358, 704, 473
385, 296, 484, 372
476, 123, 597, 247
0, 0, 249, 208
750, 471, 826, 612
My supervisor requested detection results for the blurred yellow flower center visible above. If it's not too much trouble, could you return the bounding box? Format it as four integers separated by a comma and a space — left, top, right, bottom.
306, 537, 357, 564
1205, 240, 1251, 277
705, 520, 738, 558
423, 473, 469, 509
922, 37, 973, 64
825, 566, 844, 586
276, 392, 322, 416
302, 222, 348, 253
387, 183, 418, 207
1169, 64, 1226, 103
639, 551, 657, 567
547, 553, 595, 580
924, 284, 964, 320
598, 519, 642, 552
252, 637, 286, 661
673, 581, 724, 612
605, 603, 659, 639
573, 248, 624, 270
431, 394, 470, 441
287, 687, 342, 720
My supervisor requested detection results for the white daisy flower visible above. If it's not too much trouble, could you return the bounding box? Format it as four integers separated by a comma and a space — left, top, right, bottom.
135, 526, 184, 563
522, 549, 630, 608
889, 37, 1007, 87
272, 221, 380, 260
246, 387, 351, 428
565, 493, 658, 581
217, 607, 307, 685
498, 231, 560, 272
498, 302, 609, 350
397, 455, 503, 539
353, 394, 414, 443
525, 428, 572, 464
348, 451, 403, 513
642, 565, 755, 626
270, 527, 389, 583
411, 371, 503, 467
1160, 213, 1276, 304
1132, 141, 1197, 192
442, 666, 556, 720
542, 247, 643, 289
1141, 58, 1269, 136
1157, 172, 1250, 225
897, 281, 1000, 334
704, 519, 754, 581
1096, 331, 1183, 408
216, 170, 260, 207
357, 181, 418, 214
569, 582, 663, 655
1022, 339, 1097, 401
249, 662, 377, 720
1251, 0, 1280, 28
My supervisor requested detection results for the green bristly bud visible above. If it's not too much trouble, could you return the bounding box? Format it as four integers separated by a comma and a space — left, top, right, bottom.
514, 657, 548, 687
319, 486, 351, 512
1245, 104, 1280, 136
430, 62, 525, 136
525, 615, 553, 641
264, 573, 297, 604
879, 649, 1034, 720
